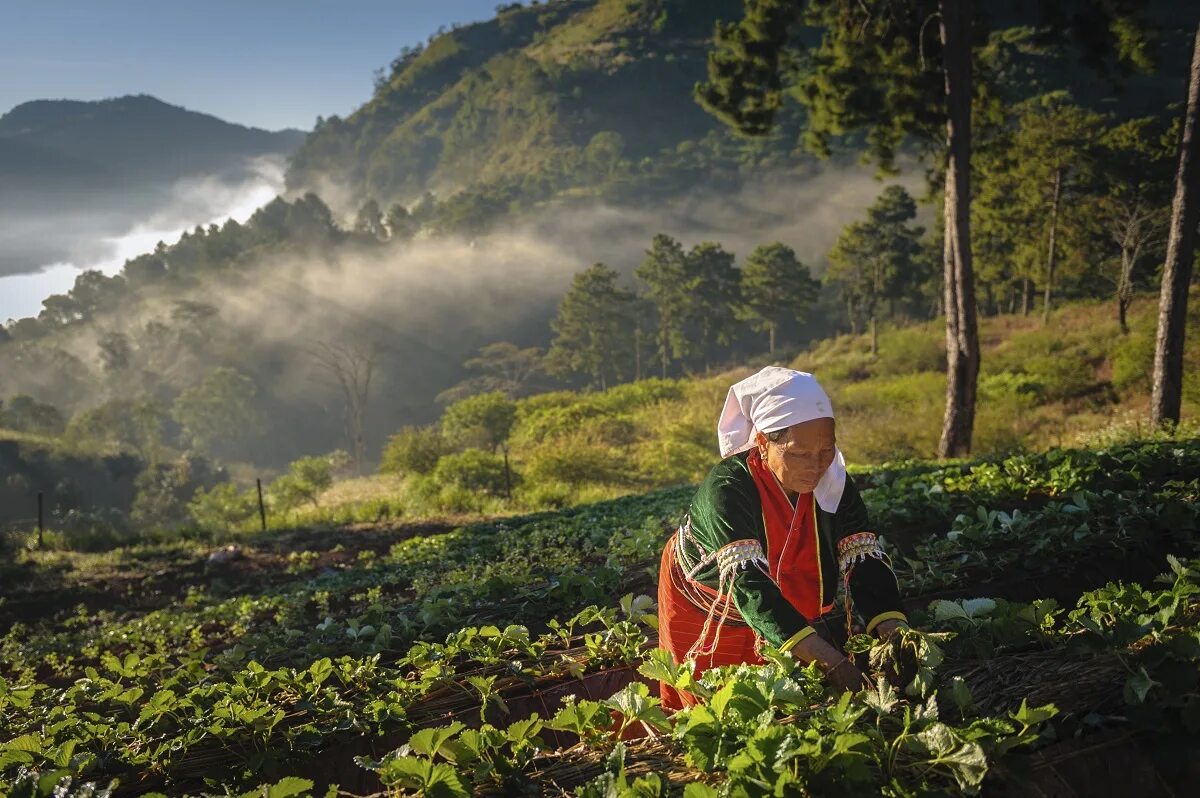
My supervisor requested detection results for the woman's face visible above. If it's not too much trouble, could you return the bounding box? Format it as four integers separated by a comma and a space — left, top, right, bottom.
756, 417, 837, 495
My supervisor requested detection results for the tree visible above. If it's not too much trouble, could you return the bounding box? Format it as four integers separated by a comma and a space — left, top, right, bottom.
738, 242, 819, 354
546, 263, 635, 390
0, 394, 64, 435
1094, 117, 1174, 333
270, 453, 342, 511
380, 426, 449, 475
1011, 96, 1105, 324
826, 186, 926, 354
437, 342, 545, 404
684, 242, 741, 370
171, 367, 262, 456
311, 339, 379, 473
385, 202, 419, 241
64, 399, 166, 460
635, 234, 691, 378
1152, 22, 1200, 428
697, 0, 1150, 457
442, 391, 518, 498
354, 199, 386, 241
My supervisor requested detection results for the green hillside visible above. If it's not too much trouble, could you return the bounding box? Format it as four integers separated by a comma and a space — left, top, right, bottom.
285, 0, 802, 213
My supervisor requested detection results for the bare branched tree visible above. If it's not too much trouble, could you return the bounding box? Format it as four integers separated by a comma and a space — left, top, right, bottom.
310, 339, 378, 473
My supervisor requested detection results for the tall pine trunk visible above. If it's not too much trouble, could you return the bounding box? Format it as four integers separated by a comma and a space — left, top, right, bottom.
1151, 22, 1200, 427
768, 321, 776, 355
1022, 275, 1032, 316
1042, 168, 1062, 325
937, 0, 980, 459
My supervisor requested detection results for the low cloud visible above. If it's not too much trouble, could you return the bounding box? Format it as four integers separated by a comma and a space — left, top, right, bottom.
0, 155, 287, 320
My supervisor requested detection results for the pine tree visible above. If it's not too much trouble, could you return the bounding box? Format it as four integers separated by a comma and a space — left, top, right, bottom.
697, 0, 1150, 457
684, 242, 741, 371
738, 242, 818, 355
826, 186, 925, 355
546, 264, 635, 390
635, 234, 691, 377
1152, 22, 1200, 427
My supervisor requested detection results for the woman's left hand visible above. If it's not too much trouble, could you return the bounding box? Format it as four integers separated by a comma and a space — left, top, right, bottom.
874, 619, 907, 641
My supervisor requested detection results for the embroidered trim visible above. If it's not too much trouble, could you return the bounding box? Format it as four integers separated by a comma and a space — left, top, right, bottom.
837, 532, 886, 574
673, 517, 773, 664
836, 532, 890, 637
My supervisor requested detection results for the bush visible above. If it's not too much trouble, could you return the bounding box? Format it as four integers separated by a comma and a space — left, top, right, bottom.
876, 326, 945, 374
49, 507, 134, 552
1020, 352, 1096, 402
188, 482, 259, 532
974, 373, 1040, 453
131, 453, 222, 532
270, 454, 340, 512
432, 450, 513, 495
380, 426, 449, 475
523, 442, 625, 487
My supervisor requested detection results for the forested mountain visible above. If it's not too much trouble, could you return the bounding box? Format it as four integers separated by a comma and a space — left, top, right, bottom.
285, 0, 806, 222
0, 0, 1195, 482
0, 95, 305, 276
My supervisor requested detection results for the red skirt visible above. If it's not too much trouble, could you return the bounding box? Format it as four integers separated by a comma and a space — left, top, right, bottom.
656, 531, 762, 710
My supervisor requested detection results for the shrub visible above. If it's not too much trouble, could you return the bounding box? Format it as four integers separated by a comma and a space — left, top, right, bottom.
270, 453, 340, 512
380, 426, 449, 475
1020, 352, 1096, 402
131, 453, 222, 532
49, 507, 134, 552
1111, 326, 1155, 394
432, 450, 513, 495
188, 482, 259, 532
876, 326, 945, 374
523, 442, 625, 487
517, 480, 574, 510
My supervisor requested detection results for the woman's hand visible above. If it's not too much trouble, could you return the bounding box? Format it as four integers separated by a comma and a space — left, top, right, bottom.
790, 633, 871, 693
874, 619, 907, 641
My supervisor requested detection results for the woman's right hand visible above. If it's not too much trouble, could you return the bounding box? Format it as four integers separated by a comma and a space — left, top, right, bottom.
824, 657, 872, 693
790, 633, 871, 693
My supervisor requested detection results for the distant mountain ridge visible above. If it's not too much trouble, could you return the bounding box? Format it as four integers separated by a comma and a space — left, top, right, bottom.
0, 94, 306, 278
0, 94, 305, 189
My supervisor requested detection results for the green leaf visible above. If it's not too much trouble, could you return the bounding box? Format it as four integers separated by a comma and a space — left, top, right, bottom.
308, 658, 334, 687
1123, 668, 1158, 705
603, 682, 669, 731
1013, 699, 1059, 727
505, 715, 543, 746
931, 600, 970, 622
407, 721, 466, 759
265, 777, 316, 798
3, 733, 44, 754
961, 598, 997, 618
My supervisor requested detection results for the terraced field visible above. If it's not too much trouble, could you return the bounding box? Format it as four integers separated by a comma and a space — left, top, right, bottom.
2, 439, 1198, 796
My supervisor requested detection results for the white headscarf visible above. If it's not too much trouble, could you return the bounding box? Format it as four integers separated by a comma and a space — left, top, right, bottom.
717, 366, 847, 512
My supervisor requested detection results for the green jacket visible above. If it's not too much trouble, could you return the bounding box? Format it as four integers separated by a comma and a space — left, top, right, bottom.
680, 451, 905, 649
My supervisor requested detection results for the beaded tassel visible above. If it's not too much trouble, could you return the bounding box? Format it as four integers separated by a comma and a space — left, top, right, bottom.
837, 532, 889, 637
681, 535, 771, 664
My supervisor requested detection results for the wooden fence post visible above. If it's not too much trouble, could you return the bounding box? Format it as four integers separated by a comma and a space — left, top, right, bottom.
256, 479, 267, 532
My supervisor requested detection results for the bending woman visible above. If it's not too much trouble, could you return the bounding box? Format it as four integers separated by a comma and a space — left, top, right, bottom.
657, 366, 907, 709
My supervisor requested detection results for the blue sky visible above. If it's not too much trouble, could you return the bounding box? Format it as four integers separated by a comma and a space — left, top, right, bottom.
0, 0, 504, 130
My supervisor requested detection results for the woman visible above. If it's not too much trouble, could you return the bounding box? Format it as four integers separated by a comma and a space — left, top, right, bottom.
657, 366, 907, 709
